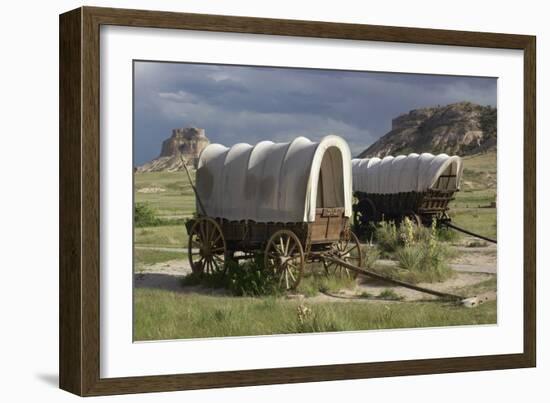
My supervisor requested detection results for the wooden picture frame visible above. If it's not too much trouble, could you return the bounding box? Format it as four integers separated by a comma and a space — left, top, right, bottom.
59, 6, 536, 396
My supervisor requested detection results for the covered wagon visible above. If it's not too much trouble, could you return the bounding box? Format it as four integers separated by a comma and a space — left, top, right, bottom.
185, 135, 363, 290
351, 153, 463, 229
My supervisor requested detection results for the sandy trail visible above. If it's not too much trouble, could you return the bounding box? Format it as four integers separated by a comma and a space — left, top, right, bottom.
134, 243, 497, 302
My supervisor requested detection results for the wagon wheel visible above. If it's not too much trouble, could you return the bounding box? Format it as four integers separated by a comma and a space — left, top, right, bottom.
264, 230, 305, 290
407, 212, 423, 227
354, 197, 378, 235
188, 217, 227, 275
361, 197, 379, 223
324, 230, 363, 279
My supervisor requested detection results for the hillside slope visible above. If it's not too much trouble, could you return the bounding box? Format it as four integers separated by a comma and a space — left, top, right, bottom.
358, 102, 496, 158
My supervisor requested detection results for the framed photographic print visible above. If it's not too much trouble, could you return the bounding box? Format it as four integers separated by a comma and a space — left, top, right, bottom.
59, 6, 536, 396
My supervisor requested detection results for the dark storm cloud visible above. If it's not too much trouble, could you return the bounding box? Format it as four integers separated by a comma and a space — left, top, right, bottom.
133, 61, 497, 165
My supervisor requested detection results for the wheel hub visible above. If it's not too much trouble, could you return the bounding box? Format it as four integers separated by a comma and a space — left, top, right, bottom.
279, 255, 292, 265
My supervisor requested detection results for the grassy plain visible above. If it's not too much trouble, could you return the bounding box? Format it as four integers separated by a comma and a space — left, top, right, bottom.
134, 171, 195, 248
449, 151, 497, 240
133, 152, 497, 340
134, 289, 496, 340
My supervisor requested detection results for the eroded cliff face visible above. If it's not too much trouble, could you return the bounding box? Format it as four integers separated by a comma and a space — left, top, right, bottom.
137, 127, 210, 172
358, 102, 497, 158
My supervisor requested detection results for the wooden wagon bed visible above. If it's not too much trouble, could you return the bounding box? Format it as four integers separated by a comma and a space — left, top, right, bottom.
353, 188, 456, 227
351, 153, 463, 228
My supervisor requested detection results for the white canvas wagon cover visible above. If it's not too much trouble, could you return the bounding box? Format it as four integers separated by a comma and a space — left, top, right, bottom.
195, 135, 352, 223
351, 153, 463, 195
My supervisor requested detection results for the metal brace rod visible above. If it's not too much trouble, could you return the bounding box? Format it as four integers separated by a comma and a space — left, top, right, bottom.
442, 221, 497, 244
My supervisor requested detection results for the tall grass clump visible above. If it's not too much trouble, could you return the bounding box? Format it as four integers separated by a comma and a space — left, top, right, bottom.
375, 217, 430, 254
375, 220, 400, 253
362, 242, 380, 269
286, 304, 351, 333
395, 220, 454, 283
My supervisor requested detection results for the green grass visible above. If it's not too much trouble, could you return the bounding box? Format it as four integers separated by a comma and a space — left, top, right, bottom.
134, 249, 187, 269
134, 225, 188, 248
135, 171, 196, 219
133, 289, 497, 340
450, 276, 497, 297
132, 156, 498, 340
449, 151, 497, 239
394, 243, 454, 284
296, 271, 357, 297
134, 171, 196, 250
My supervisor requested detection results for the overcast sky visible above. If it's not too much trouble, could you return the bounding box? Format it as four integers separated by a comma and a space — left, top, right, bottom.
133, 61, 497, 165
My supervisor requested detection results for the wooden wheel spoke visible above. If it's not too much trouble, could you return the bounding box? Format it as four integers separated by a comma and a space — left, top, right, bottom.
207, 222, 213, 243
264, 230, 304, 290
285, 269, 289, 290
195, 257, 205, 271
342, 239, 350, 251
212, 233, 222, 245
275, 243, 285, 256
328, 231, 363, 277
287, 266, 297, 282
199, 221, 206, 241
288, 242, 297, 257
284, 236, 290, 255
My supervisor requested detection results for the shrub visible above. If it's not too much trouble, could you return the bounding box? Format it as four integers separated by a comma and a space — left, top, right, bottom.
180, 255, 281, 297
134, 202, 187, 228
226, 257, 280, 297
134, 202, 162, 227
